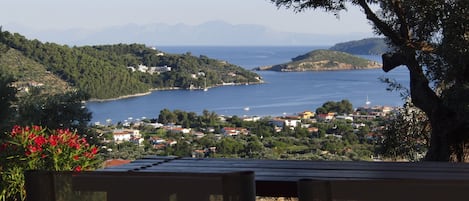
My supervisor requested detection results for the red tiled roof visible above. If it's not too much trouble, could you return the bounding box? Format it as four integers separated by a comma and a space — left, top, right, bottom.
104, 159, 132, 168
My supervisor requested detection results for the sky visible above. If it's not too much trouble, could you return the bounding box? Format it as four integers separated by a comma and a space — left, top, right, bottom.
1, 0, 374, 34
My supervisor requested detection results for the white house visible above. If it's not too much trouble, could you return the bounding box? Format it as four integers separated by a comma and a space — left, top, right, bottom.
222, 127, 249, 136
112, 129, 141, 142
270, 118, 301, 128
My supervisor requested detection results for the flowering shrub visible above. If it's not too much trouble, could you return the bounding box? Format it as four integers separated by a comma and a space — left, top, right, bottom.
0, 125, 99, 201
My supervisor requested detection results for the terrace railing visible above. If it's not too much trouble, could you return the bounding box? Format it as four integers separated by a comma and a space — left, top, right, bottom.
25, 156, 469, 201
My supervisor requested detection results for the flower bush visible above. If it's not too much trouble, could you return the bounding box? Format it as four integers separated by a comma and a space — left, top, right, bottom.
0, 125, 99, 201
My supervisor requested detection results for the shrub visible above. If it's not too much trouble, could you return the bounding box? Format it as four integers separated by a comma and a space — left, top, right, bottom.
0, 125, 99, 201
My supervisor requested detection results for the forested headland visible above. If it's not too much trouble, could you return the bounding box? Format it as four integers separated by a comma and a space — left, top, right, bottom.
255, 49, 381, 72
0, 29, 262, 100
329, 38, 391, 55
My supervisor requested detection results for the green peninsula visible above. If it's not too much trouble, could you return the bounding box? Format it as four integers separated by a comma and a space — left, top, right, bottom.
329, 37, 391, 55
255, 49, 381, 72
0, 30, 262, 100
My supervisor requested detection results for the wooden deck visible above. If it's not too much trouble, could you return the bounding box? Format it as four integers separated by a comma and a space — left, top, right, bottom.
97, 156, 469, 198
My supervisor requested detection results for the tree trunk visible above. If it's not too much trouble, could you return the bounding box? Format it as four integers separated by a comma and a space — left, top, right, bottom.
403, 53, 469, 162
357, 0, 469, 162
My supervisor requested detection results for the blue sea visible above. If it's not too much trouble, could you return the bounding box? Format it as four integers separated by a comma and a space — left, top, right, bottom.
86, 46, 409, 124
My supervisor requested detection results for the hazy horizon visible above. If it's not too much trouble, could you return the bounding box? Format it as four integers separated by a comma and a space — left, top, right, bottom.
1, 0, 377, 46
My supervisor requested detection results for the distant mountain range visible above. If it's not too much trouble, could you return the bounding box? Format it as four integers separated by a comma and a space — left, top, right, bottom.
5, 21, 374, 46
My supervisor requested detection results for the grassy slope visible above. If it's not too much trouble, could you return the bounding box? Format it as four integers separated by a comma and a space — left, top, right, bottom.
0, 48, 73, 95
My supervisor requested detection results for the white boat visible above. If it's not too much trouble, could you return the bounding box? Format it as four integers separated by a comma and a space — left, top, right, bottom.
244, 107, 250, 111
203, 77, 208, 91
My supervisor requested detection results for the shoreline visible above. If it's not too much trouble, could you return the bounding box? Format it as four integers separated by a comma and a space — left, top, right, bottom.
86, 81, 264, 103
87, 87, 179, 102
254, 65, 382, 72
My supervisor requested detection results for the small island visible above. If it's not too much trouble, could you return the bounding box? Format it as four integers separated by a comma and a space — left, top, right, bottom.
254, 49, 381, 72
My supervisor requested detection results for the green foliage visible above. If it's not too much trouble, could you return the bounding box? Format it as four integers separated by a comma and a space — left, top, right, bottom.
266, 49, 379, 71
0, 74, 16, 134
381, 100, 430, 161
158, 109, 221, 129
16, 91, 93, 141
316, 99, 353, 114
218, 137, 244, 155
291, 50, 370, 66
0, 125, 100, 201
329, 38, 391, 55
0, 167, 25, 201
0, 48, 72, 96
272, 0, 469, 161
104, 141, 150, 160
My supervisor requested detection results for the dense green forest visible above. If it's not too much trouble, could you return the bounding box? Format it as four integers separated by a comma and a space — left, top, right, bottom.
329, 38, 391, 55
0, 29, 262, 99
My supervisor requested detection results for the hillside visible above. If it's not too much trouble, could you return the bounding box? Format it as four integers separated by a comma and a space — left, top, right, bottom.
255, 49, 381, 72
329, 38, 391, 55
0, 48, 73, 96
0, 30, 262, 100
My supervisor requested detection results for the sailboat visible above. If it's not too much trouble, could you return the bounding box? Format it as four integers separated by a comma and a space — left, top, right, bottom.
203, 77, 208, 91
365, 95, 371, 106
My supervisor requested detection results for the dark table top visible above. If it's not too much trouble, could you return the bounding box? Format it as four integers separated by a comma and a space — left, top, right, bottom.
97, 156, 469, 197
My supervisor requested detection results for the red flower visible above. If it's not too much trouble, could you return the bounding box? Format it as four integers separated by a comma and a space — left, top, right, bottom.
11, 125, 22, 137
28, 133, 36, 140
74, 166, 82, 172
90, 146, 98, 155
73, 155, 80, 161
32, 125, 42, 131
79, 138, 87, 144
68, 141, 80, 149
34, 136, 47, 147
48, 135, 58, 147
28, 145, 42, 153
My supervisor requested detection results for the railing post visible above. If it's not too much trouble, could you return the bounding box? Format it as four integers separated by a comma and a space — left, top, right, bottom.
297, 179, 330, 201
24, 170, 56, 201
222, 171, 256, 201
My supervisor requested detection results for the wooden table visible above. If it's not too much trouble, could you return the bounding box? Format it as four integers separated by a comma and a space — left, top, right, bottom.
99, 156, 469, 197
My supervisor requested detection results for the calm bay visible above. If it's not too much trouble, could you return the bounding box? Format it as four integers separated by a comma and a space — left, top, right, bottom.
86, 46, 409, 124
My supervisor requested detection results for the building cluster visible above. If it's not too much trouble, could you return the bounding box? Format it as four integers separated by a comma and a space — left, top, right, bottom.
105, 104, 396, 156
127, 64, 172, 75
13, 81, 45, 93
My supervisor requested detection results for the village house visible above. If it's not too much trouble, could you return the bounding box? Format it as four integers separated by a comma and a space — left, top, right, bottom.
149, 136, 166, 145
270, 118, 301, 129
127, 64, 171, 75
222, 127, 249, 136
299, 111, 315, 119
163, 125, 191, 134
193, 131, 206, 139
112, 129, 141, 143
242, 116, 261, 122
335, 115, 354, 122
315, 113, 335, 121
308, 127, 319, 133
355, 105, 395, 117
